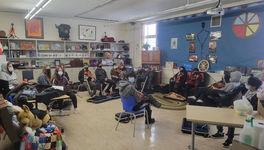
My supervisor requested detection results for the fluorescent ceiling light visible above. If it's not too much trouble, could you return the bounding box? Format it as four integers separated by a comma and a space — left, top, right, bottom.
35, 8, 43, 15
43, 0, 52, 8
36, 0, 45, 8
25, 0, 52, 19
29, 14, 36, 19
29, 7, 36, 14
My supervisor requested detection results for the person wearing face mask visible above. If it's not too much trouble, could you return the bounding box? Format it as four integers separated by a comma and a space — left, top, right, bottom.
52, 66, 78, 114
169, 66, 188, 95
192, 71, 230, 102
0, 62, 20, 89
119, 71, 162, 124
37, 65, 51, 85
110, 63, 121, 91
212, 77, 262, 147
185, 68, 203, 98
136, 66, 154, 91
95, 63, 115, 95
78, 63, 96, 97
60, 64, 69, 81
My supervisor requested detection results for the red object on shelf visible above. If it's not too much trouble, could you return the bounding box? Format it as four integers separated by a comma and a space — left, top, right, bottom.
101, 37, 115, 42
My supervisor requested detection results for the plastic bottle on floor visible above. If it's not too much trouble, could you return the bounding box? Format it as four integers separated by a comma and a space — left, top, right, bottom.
239, 115, 254, 146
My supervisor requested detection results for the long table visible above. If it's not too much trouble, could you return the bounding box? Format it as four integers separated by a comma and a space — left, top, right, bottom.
186, 105, 264, 150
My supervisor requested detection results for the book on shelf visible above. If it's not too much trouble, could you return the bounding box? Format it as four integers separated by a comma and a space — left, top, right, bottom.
55, 43, 62, 50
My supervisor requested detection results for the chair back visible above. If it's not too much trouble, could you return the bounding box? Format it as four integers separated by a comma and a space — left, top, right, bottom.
0, 79, 10, 98
120, 96, 136, 112
218, 83, 245, 107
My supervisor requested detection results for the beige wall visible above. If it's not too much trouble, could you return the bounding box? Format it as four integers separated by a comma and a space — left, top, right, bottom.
0, 12, 126, 42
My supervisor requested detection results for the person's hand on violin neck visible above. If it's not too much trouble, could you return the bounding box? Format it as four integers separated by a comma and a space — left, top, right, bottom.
105, 78, 108, 81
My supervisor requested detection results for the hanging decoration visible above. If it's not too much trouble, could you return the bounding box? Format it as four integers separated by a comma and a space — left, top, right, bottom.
232, 11, 261, 39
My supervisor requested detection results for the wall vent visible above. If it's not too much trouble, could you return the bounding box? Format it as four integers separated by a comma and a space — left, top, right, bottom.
211, 15, 222, 27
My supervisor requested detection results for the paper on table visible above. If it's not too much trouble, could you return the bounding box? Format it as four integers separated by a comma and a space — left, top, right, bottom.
52, 86, 64, 91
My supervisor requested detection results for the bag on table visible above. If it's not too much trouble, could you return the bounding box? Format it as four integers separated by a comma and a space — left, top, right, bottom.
234, 96, 253, 116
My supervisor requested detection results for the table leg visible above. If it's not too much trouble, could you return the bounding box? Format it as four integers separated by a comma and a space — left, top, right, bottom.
191, 122, 195, 150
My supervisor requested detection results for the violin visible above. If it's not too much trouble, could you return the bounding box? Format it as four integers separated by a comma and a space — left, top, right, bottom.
175, 72, 183, 83
137, 92, 149, 100
84, 70, 93, 78
10, 23, 15, 36
114, 61, 124, 74
212, 82, 226, 89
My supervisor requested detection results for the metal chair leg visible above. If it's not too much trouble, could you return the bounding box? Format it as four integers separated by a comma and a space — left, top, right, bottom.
115, 112, 123, 131
133, 114, 136, 137
76, 84, 83, 98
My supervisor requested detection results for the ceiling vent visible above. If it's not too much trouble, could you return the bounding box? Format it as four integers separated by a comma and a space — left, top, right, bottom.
211, 15, 222, 27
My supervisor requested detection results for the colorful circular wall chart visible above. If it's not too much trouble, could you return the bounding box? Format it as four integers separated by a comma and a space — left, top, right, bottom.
232, 11, 261, 39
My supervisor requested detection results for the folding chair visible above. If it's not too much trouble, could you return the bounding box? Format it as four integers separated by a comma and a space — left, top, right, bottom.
115, 96, 149, 137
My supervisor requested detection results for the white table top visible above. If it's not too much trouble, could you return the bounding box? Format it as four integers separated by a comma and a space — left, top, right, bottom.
186, 105, 264, 128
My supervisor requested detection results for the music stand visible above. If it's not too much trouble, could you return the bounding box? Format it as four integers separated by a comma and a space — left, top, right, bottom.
22, 70, 34, 81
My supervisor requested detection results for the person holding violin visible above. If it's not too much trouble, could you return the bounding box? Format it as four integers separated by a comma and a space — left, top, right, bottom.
119, 71, 161, 124
194, 71, 230, 101
51, 66, 78, 114
78, 63, 96, 97
111, 63, 122, 81
185, 68, 203, 98
95, 63, 115, 95
169, 66, 188, 95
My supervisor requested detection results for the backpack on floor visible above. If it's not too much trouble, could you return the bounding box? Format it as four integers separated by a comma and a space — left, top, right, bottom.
181, 118, 210, 137
115, 111, 144, 123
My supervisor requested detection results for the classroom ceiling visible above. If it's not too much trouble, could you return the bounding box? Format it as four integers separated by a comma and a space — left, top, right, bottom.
0, 0, 260, 22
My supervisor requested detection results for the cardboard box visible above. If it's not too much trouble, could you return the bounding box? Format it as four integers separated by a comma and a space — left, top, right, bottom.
258, 99, 264, 118
230, 140, 259, 150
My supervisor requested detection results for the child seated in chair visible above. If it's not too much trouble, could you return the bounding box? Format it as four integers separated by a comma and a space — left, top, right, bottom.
169, 66, 188, 95
95, 63, 115, 95
119, 71, 161, 124
78, 63, 96, 97
200, 71, 242, 106
52, 66, 78, 114
185, 68, 203, 98
212, 77, 262, 147
0, 62, 20, 89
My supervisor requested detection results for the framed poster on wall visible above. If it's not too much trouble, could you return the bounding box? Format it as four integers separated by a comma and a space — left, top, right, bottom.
79, 25, 96, 40
25, 18, 44, 39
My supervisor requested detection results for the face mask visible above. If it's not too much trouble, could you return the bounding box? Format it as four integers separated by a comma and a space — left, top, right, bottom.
85, 68, 88, 71
58, 71, 63, 76
128, 77, 135, 83
114, 66, 118, 69
245, 84, 250, 90
8, 67, 14, 72
98, 66, 102, 68
229, 78, 232, 82
145, 69, 148, 71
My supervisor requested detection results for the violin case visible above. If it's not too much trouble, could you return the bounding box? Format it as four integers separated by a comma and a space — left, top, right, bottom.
86, 93, 120, 103
181, 118, 210, 137
115, 111, 144, 123
163, 92, 186, 101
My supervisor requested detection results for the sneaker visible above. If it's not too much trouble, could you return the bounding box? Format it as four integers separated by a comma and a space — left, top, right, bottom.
152, 101, 162, 108
74, 108, 77, 114
145, 118, 155, 124
197, 99, 203, 103
223, 139, 232, 147
212, 132, 225, 138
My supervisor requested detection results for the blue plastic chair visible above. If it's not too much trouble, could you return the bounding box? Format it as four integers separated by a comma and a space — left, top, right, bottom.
115, 96, 149, 137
